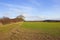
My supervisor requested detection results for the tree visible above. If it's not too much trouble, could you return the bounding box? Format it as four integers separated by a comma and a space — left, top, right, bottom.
16, 15, 25, 21
1, 16, 10, 24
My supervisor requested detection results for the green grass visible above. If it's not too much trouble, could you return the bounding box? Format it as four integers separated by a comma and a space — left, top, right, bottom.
22, 22, 60, 36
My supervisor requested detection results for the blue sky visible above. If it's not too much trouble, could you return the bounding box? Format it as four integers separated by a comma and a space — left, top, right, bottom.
0, 0, 60, 20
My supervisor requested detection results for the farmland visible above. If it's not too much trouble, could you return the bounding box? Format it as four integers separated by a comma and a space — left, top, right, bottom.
22, 22, 60, 36
0, 22, 60, 40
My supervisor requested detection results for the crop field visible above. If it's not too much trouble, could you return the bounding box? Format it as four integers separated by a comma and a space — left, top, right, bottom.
22, 22, 60, 35
0, 22, 60, 40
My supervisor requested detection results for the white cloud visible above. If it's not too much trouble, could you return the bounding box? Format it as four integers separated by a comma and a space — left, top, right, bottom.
0, 0, 60, 20
0, 2, 33, 18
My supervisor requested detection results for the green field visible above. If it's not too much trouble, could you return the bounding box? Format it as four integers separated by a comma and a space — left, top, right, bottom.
0, 22, 60, 40
22, 22, 60, 36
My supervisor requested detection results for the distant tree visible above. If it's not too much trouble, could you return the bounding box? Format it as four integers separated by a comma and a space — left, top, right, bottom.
0, 15, 25, 25
17, 15, 25, 19
16, 15, 25, 21
1, 16, 10, 24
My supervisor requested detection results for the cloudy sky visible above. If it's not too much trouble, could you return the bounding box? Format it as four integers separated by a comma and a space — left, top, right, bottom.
0, 0, 60, 20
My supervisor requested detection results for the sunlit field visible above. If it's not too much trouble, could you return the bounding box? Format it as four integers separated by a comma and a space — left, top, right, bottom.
0, 22, 60, 40
22, 22, 60, 37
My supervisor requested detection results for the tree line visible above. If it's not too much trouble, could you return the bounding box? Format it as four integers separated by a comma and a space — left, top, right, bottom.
0, 15, 25, 25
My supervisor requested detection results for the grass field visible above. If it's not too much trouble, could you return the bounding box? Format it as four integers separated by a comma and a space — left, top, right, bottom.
22, 22, 60, 36
0, 22, 60, 40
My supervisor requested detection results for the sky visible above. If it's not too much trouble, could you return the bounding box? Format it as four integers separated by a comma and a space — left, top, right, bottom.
0, 0, 60, 20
